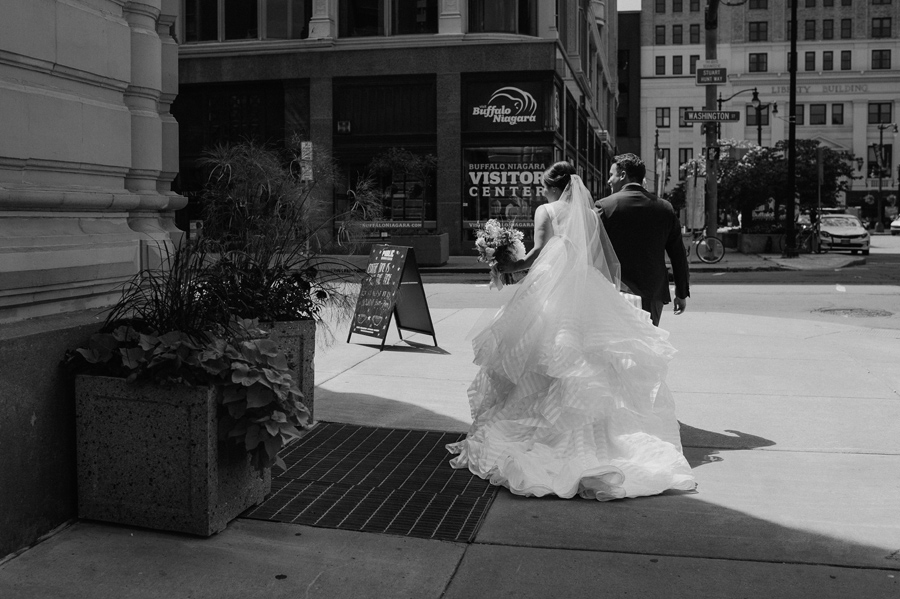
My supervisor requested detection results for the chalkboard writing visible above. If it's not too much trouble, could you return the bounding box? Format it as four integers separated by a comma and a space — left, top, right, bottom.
347, 245, 437, 350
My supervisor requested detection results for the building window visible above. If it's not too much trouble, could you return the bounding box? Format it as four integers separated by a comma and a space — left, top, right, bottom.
656, 56, 666, 75
823, 0, 833, 6
749, 53, 768, 72
679, 107, 693, 127
873, 49, 892, 69
678, 148, 694, 179
673, 0, 683, 11
656, 25, 666, 44
673, 24, 683, 44
749, 0, 767, 7
747, 105, 770, 126
872, 0, 889, 4
823, 51, 833, 70
656, 0, 666, 12
804, 20, 816, 40
841, 50, 851, 69
832, 103, 844, 125
393, 0, 439, 34
810, 104, 827, 125
690, 0, 700, 9
868, 102, 892, 124
690, 24, 700, 43
339, 0, 385, 36
805, 51, 816, 71
749, 22, 768, 41
806, 0, 815, 5
673, 55, 683, 74
840, 18, 851, 38
468, 0, 536, 35
795, 104, 805, 125
823, 19, 833, 39
872, 18, 891, 38
656, 107, 671, 128
841, 0, 851, 5
185, 0, 323, 42
660, 148, 671, 178
690, 54, 699, 73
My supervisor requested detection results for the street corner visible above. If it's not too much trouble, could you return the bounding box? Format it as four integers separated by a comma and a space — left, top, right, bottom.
765, 253, 867, 270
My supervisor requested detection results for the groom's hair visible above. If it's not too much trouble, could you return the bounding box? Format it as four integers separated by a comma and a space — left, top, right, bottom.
613, 154, 646, 183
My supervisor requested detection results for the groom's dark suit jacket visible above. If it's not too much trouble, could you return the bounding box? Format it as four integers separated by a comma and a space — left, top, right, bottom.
596, 183, 690, 312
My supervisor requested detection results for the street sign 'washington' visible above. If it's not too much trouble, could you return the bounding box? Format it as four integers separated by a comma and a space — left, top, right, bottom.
684, 110, 741, 122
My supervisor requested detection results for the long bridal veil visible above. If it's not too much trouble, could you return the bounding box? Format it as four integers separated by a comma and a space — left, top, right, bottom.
449, 174, 696, 500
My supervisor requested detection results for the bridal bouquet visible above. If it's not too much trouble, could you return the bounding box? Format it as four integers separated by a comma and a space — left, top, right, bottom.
474, 219, 527, 290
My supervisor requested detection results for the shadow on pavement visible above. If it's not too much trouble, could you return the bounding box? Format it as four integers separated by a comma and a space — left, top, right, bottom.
679, 422, 777, 468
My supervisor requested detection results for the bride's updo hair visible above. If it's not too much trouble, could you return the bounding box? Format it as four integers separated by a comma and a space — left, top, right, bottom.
543, 161, 576, 192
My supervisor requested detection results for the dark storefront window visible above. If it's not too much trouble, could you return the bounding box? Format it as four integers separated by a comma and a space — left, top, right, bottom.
185, 0, 219, 41
185, 0, 313, 41
469, 0, 537, 36
224, 0, 258, 39
339, 0, 385, 37
333, 77, 438, 233
266, 0, 313, 39
462, 147, 553, 240
393, 0, 438, 34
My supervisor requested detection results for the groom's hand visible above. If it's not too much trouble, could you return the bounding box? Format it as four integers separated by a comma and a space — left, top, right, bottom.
673, 297, 687, 315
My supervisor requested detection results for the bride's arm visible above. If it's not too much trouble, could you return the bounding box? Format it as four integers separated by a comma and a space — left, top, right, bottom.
500, 204, 552, 273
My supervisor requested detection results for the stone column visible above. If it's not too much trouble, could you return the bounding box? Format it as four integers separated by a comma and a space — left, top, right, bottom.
308, 0, 336, 39
123, 0, 186, 265
439, 0, 464, 35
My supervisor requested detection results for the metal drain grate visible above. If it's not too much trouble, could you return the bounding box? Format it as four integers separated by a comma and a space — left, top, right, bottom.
814, 308, 894, 318
242, 422, 497, 542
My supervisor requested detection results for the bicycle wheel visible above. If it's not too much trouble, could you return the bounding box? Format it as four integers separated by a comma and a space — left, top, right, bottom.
695, 236, 725, 264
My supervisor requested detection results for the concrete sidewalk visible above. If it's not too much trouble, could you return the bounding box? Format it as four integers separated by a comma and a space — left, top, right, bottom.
2, 286, 898, 598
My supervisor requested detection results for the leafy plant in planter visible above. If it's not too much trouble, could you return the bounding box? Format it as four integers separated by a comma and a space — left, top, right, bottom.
67, 317, 309, 472
65, 240, 311, 471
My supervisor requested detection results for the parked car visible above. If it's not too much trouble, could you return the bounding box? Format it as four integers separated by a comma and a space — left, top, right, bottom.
818, 214, 870, 254
891, 216, 900, 236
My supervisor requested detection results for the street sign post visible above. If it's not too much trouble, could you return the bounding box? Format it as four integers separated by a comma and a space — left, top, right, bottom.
684, 110, 741, 122
696, 67, 727, 85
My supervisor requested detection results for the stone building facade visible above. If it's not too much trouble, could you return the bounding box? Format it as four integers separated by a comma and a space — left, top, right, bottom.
0, 0, 183, 558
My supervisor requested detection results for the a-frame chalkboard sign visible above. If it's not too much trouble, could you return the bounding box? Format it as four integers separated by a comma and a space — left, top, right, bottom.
347, 245, 438, 350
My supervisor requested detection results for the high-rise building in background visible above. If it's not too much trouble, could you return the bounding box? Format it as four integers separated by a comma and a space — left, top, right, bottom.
642, 0, 899, 219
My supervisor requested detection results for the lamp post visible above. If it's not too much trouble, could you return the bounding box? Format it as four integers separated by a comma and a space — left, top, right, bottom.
755, 101, 777, 146
874, 122, 898, 232
717, 87, 761, 139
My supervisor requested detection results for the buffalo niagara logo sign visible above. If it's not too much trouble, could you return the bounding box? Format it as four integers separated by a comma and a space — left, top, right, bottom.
472, 86, 538, 126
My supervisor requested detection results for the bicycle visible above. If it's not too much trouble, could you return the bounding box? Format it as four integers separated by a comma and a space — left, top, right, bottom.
774, 224, 827, 254
684, 228, 725, 264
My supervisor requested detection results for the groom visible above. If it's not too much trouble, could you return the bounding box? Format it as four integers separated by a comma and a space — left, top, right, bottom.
596, 153, 689, 326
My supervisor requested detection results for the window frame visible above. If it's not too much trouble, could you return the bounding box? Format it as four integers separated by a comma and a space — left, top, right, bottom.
749, 52, 768, 72
656, 56, 666, 75
656, 25, 666, 45
689, 54, 700, 74
749, 21, 768, 42
872, 49, 892, 70
690, 23, 700, 44
868, 102, 892, 124
656, 107, 672, 128
822, 19, 833, 40
672, 24, 683, 44
832, 103, 844, 125
804, 20, 816, 40
841, 50, 852, 70
823, 50, 834, 70
872, 17, 891, 38
679, 106, 694, 128
840, 18, 851, 39
809, 104, 827, 125
805, 51, 816, 71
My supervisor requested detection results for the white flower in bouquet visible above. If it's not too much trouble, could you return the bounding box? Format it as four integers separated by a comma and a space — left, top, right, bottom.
473, 219, 527, 290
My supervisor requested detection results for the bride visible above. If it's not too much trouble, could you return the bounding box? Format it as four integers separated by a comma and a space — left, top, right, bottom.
447, 161, 696, 501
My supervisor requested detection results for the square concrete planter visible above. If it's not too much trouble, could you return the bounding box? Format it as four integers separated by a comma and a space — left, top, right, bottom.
75, 375, 271, 537
260, 319, 316, 422
390, 232, 449, 266
739, 233, 784, 254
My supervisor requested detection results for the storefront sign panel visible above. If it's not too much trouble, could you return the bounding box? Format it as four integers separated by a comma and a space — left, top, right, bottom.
465, 81, 546, 132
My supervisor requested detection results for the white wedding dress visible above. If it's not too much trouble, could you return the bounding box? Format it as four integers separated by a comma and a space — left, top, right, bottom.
447, 176, 696, 501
